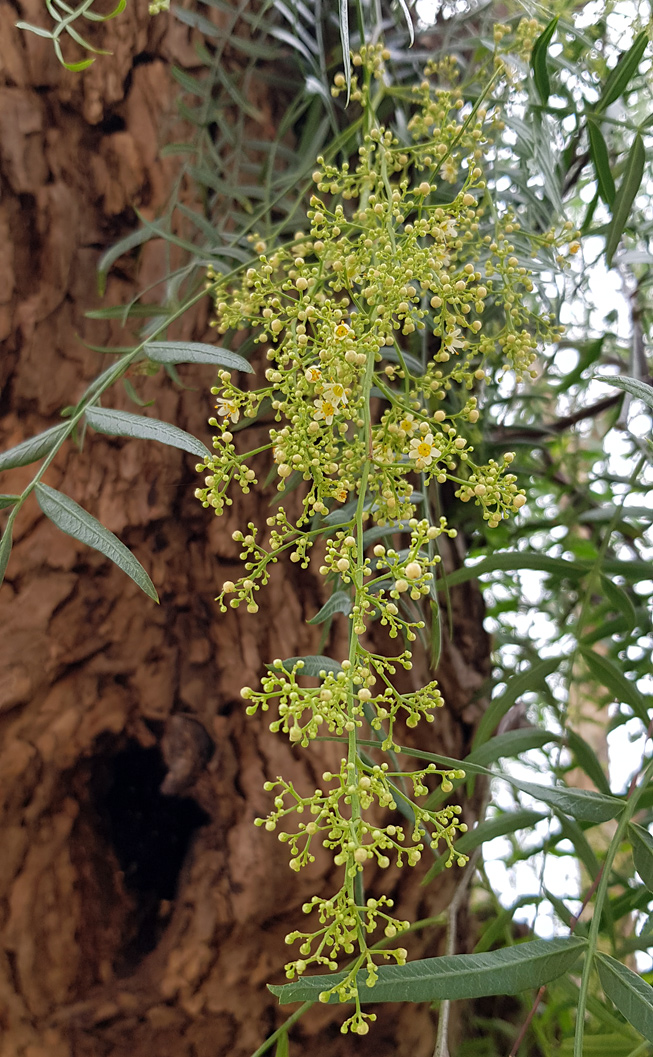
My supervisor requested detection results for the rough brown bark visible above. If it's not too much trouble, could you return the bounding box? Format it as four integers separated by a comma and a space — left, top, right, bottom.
0, 6, 491, 1055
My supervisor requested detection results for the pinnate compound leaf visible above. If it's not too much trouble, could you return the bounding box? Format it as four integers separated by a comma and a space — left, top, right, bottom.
85, 407, 211, 459
587, 119, 616, 206
280, 655, 343, 677
35, 484, 158, 602
579, 645, 650, 727
597, 32, 648, 112
597, 953, 653, 1042
307, 591, 352, 625
630, 822, 653, 893
269, 937, 587, 1005
531, 17, 559, 104
145, 341, 254, 373
0, 424, 69, 472
605, 134, 645, 268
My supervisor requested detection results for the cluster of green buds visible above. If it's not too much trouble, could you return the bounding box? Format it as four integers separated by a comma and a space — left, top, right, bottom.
195, 45, 572, 1031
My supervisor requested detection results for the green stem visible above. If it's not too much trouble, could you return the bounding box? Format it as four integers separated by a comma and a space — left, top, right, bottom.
574, 757, 653, 1057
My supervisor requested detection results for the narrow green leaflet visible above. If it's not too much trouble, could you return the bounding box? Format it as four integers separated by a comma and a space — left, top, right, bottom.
531, 17, 559, 104
97, 227, 153, 295
629, 822, 653, 893
439, 551, 652, 587
0, 523, 13, 586
565, 728, 612, 797
596, 32, 648, 112
85, 407, 211, 459
144, 341, 254, 373
605, 134, 645, 268
423, 809, 546, 884
399, 743, 622, 822
307, 591, 352, 625
473, 656, 562, 749
579, 645, 650, 727
600, 574, 637, 632
338, 0, 351, 104
279, 655, 343, 677
269, 937, 587, 1005
604, 375, 653, 412
465, 727, 557, 769
587, 119, 616, 206
506, 777, 623, 823
274, 1031, 289, 1057
0, 423, 69, 473
0, 496, 20, 510
597, 953, 653, 1043
556, 816, 600, 880
35, 483, 158, 602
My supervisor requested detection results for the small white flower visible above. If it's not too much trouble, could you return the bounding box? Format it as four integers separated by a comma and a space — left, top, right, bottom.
439, 217, 458, 238
313, 398, 337, 425
322, 381, 348, 407
443, 326, 466, 354
398, 413, 417, 435
334, 323, 351, 339
304, 366, 322, 383
216, 397, 240, 424
441, 160, 458, 184
409, 432, 439, 469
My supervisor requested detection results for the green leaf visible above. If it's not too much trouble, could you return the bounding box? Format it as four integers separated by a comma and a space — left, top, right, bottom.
269, 937, 587, 1005
597, 953, 653, 1042
86, 303, 175, 320
0, 424, 69, 473
0, 495, 20, 510
338, 0, 351, 104
605, 134, 646, 268
34, 483, 158, 602
279, 655, 343, 677
97, 228, 153, 295
473, 657, 562, 749
603, 375, 653, 412
600, 574, 637, 631
506, 777, 623, 823
467, 726, 557, 769
531, 17, 559, 105
597, 32, 648, 112
0, 522, 13, 586
440, 552, 652, 588
423, 809, 546, 884
579, 645, 650, 727
587, 119, 616, 206
565, 728, 612, 796
556, 816, 600, 880
274, 1031, 289, 1057
144, 341, 254, 373
629, 822, 653, 893
85, 407, 211, 459
307, 591, 352, 625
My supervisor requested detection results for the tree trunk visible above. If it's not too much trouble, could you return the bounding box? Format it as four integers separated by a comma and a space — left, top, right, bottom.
0, 5, 491, 1055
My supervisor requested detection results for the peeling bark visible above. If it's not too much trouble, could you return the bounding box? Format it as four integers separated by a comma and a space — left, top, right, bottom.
0, 5, 491, 1055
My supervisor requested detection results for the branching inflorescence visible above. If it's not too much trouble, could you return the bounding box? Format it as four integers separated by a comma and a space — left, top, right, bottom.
195, 43, 573, 1034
